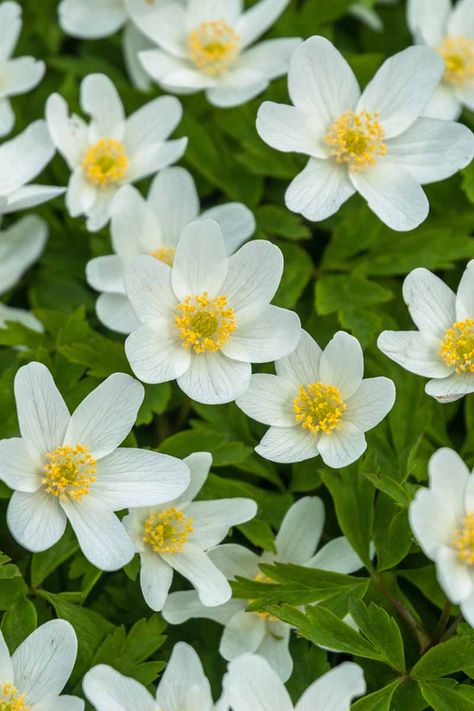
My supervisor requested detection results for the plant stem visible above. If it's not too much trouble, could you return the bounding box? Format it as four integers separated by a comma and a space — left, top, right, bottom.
428, 601, 453, 648
374, 575, 431, 653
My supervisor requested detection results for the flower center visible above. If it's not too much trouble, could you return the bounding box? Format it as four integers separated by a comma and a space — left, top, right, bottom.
176, 292, 236, 354
294, 382, 347, 434
42, 444, 96, 501
150, 245, 175, 266
143, 508, 193, 554
453, 514, 474, 564
439, 35, 474, 85
250, 573, 278, 622
187, 20, 240, 76
0, 684, 30, 711
440, 319, 474, 374
82, 138, 128, 188
326, 110, 387, 171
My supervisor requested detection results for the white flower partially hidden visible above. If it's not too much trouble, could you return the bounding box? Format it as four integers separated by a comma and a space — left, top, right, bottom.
124, 218, 301, 404
163, 496, 364, 681
86, 167, 255, 335
0, 215, 47, 296
410, 447, 474, 626
256, 35, 474, 231
378, 262, 474, 403
46, 73, 187, 231
0, 121, 64, 217
84, 642, 225, 711
0, 2, 45, 137
0, 620, 83, 710
237, 330, 395, 468
223, 654, 365, 711
123, 452, 257, 610
0, 362, 190, 571
0, 304, 42, 333
408, 0, 474, 119
138, 0, 301, 107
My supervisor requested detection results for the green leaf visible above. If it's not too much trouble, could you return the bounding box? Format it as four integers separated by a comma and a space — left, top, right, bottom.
274, 242, 313, 309
352, 679, 401, 710
1, 597, 37, 652
420, 680, 474, 711
348, 599, 406, 671
31, 527, 78, 587
315, 275, 393, 314
256, 205, 310, 240
374, 497, 412, 571
411, 635, 474, 680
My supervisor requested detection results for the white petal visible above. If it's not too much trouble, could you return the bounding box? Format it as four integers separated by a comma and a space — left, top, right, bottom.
276, 496, 325, 564
92, 448, 189, 509
0, 304, 42, 333
201, 202, 255, 255
207, 78, 269, 109
307, 536, 364, 574
0, 99, 14, 137
111, 185, 161, 257
448, 0, 474, 37
126, 137, 187, 181
187, 498, 257, 548
140, 2, 187, 56
13, 620, 77, 705
125, 254, 177, 321
238, 38, 301, 80
156, 641, 212, 711
256, 425, 319, 464
276, 329, 322, 387
461, 593, 474, 629
224, 654, 293, 711
423, 83, 462, 120
256, 101, 327, 159
358, 47, 444, 137
188, 0, 243, 26
1, 57, 44, 99
377, 330, 450, 377
236, 373, 296, 427
0, 632, 13, 684
409, 487, 460, 560
403, 267, 456, 339
344, 377, 395, 432
456, 260, 474, 321
296, 662, 365, 711
125, 319, 191, 384
318, 422, 367, 469
65, 374, 143, 459
46, 93, 89, 167
4, 184, 65, 213
407, 0, 450, 45
14, 362, 70, 455
80, 73, 125, 140
96, 293, 140, 335
223, 305, 300, 364
285, 158, 355, 222
86, 255, 125, 294
138, 48, 191, 84
58, 0, 126, 38
319, 332, 364, 399
436, 545, 474, 603
220, 611, 266, 659
456, 82, 474, 112
426, 373, 474, 402
163, 544, 232, 606
0, 1, 21, 61
7, 490, 66, 552
33, 696, 84, 711
65, 169, 97, 218
0, 214, 47, 296
350, 163, 429, 232
63, 498, 134, 571
83, 664, 156, 711
163, 590, 243, 624
256, 623, 293, 682
147, 167, 199, 246
177, 352, 251, 404
139, 550, 173, 611
208, 543, 261, 579
0, 438, 42, 493
172, 219, 228, 300
122, 20, 154, 92
86, 190, 117, 232
124, 95, 183, 154
172, 451, 212, 508
0, 120, 54, 196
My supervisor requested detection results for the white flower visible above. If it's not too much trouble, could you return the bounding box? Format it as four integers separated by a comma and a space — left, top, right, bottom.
123, 452, 257, 610
0, 2, 45, 137
237, 330, 395, 468
163, 497, 364, 681
124, 218, 301, 405
0, 362, 190, 571
46, 72, 187, 232
0, 215, 47, 296
84, 642, 224, 711
377, 261, 474, 403
138, 0, 301, 108
256, 36, 474, 231
407, 0, 474, 119
223, 654, 365, 711
409, 447, 474, 626
86, 167, 255, 335
0, 304, 42, 333
0, 619, 83, 710
0, 121, 64, 216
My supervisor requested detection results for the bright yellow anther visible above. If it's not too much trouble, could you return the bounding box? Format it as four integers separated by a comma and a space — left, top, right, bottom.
176, 291, 236, 354
150, 245, 176, 266
143, 507, 193, 554
0, 684, 30, 711
439, 35, 474, 85
294, 382, 347, 435
251, 573, 278, 622
454, 514, 474, 564
187, 20, 240, 76
82, 138, 128, 188
326, 110, 387, 171
440, 319, 474, 374
42, 444, 96, 501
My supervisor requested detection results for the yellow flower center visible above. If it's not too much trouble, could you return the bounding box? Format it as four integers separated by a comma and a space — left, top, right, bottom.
42, 444, 96, 501
326, 110, 387, 171
143, 507, 193, 554
187, 20, 240, 76
176, 291, 236, 354
440, 319, 474, 374
294, 382, 347, 434
439, 35, 474, 85
150, 245, 176, 266
82, 138, 128, 188
0, 684, 30, 711
250, 573, 278, 622
453, 514, 474, 564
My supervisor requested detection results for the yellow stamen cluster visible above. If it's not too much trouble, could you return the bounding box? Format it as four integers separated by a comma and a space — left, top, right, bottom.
440, 319, 474, 374
143, 507, 193, 554
453, 514, 474, 564
294, 382, 347, 434
439, 35, 474, 86
326, 110, 387, 171
42, 444, 96, 501
187, 20, 240, 76
251, 573, 277, 622
150, 245, 176, 266
0, 684, 30, 711
176, 291, 236, 354
82, 138, 128, 188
